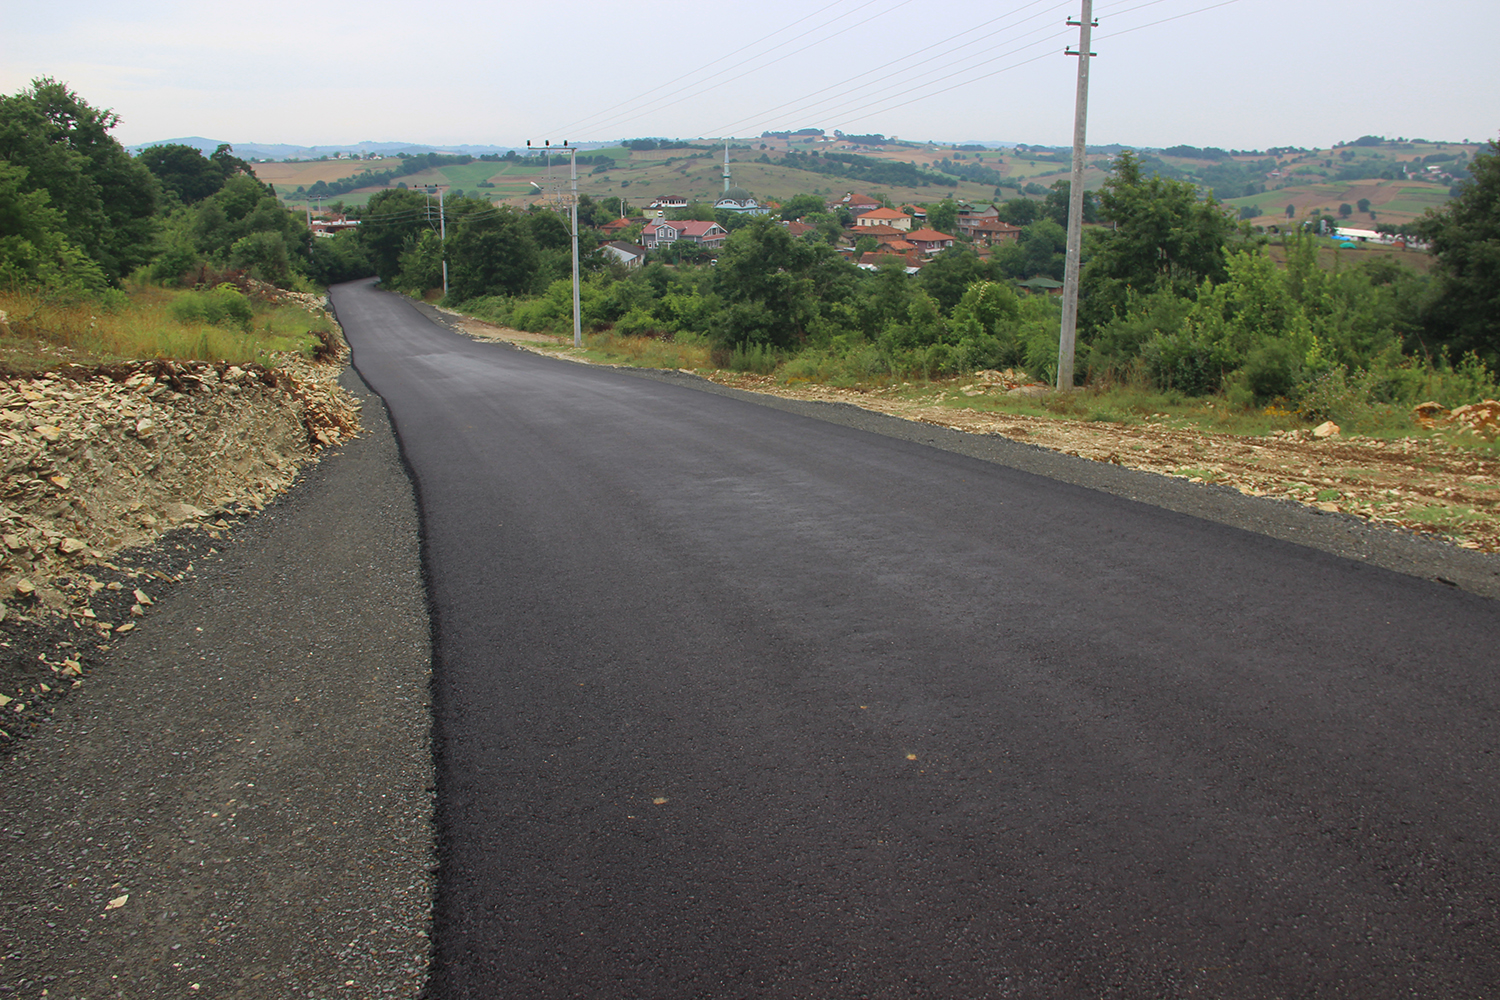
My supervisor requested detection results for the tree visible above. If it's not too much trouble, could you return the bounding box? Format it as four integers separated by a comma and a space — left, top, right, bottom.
138, 144, 225, 204
927, 197, 958, 235
0, 159, 106, 292
361, 188, 431, 283
1079, 150, 1242, 332
1339, 203, 1353, 218
1042, 180, 1098, 226
0, 78, 158, 282
1286, 204, 1296, 219
779, 193, 825, 221
1417, 139, 1500, 364
998, 197, 1042, 226
713, 215, 848, 348
1356, 197, 1371, 213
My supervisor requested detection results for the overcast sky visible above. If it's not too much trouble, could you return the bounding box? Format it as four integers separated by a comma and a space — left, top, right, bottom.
2, 0, 1495, 151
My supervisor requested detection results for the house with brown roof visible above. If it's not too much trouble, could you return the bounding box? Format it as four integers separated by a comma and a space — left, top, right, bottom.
855, 207, 913, 231
598, 216, 636, 235
957, 218, 1023, 245
829, 191, 881, 216
905, 228, 956, 254
847, 223, 904, 241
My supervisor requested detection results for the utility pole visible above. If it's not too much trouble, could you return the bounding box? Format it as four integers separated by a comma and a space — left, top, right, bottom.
438, 184, 448, 299
1057, 0, 1095, 391
527, 141, 582, 349
421, 184, 449, 299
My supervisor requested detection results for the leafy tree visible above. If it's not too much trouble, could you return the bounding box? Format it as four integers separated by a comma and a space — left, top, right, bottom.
1019, 219, 1068, 280
361, 188, 431, 283
918, 247, 989, 312
307, 228, 374, 286
779, 193, 825, 221
1286, 204, 1295, 218
1356, 198, 1371, 214
0, 78, 157, 282
445, 208, 540, 301
927, 197, 958, 235
0, 160, 106, 292
1339, 203, 1353, 218
1079, 149, 1242, 332
191, 173, 309, 284
1417, 139, 1500, 364
138, 143, 225, 204
1042, 180, 1098, 226
997, 197, 1042, 226
713, 215, 850, 348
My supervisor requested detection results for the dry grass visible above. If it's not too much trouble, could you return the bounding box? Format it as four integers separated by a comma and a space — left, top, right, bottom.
0, 286, 325, 371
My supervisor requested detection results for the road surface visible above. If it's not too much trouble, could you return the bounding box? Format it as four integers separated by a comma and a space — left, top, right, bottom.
335, 279, 1500, 1000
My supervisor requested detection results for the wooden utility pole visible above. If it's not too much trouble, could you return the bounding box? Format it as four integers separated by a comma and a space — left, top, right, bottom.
1057, 0, 1095, 391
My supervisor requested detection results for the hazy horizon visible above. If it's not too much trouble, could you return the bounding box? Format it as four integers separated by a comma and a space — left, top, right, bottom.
3, 0, 1496, 152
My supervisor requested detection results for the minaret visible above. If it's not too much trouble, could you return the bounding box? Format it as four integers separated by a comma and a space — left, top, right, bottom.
723, 139, 731, 194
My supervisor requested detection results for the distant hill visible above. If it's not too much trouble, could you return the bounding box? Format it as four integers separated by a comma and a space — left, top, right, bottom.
127, 138, 598, 161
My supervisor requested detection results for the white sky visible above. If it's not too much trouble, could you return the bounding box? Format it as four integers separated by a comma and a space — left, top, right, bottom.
2, 0, 1496, 151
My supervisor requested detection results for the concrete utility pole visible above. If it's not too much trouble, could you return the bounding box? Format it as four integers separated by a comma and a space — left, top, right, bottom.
421, 184, 449, 299
527, 141, 582, 349
438, 185, 448, 299
1057, 0, 1095, 391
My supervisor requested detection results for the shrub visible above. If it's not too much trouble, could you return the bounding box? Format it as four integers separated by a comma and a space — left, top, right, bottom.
167, 284, 253, 331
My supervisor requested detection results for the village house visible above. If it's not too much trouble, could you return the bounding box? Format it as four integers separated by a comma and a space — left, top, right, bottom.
854, 207, 913, 231
309, 215, 359, 238
956, 203, 1000, 226
600, 241, 647, 267
648, 195, 688, 211
957, 218, 1023, 245
904, 228, 956, 255
829, 191, 882, 216
642, 218, 728, 250
597, 216, 636, 236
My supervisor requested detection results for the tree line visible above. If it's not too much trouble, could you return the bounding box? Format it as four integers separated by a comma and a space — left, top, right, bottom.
2, 78, 1494, 416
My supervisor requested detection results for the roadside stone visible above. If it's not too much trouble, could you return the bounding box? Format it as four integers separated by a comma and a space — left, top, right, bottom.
1312, 420, 1340, 439
1448, 399, 1500, 439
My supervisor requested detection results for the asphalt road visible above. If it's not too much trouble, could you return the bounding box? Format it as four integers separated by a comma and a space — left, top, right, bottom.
335, 280, 1500, 1000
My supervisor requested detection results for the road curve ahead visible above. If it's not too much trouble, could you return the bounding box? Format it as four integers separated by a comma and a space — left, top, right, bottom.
333, 280, 1500, 1000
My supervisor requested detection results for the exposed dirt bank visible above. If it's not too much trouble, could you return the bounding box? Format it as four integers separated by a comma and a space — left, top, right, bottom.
0, 303, 361, 746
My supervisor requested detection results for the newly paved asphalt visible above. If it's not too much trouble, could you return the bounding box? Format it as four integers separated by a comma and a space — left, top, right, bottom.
335, 280, 1500, 1000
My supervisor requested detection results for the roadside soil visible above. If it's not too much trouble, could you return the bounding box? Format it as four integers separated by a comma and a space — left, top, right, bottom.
441, 311, 1500, 555
0, 293, 362, 749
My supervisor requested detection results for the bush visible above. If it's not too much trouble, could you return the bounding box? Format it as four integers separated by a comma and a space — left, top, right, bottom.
167, 284, 253, 331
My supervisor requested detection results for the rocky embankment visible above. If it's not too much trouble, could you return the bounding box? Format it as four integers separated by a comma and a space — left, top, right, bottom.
0, 301, 361, 744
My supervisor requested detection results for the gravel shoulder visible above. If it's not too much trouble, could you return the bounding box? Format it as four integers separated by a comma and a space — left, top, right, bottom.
0, 366, 433, 998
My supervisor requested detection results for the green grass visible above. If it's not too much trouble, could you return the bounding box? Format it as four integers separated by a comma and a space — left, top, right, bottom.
1405, 504, 1485, 534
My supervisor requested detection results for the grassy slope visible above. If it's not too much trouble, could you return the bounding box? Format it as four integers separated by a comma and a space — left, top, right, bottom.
259, 139, 1474, 225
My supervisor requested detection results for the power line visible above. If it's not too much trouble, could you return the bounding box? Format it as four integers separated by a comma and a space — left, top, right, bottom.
708, 0, 1073, 137
547, 0, 907, 140
545, 0, 852, 137
1095, 0, 1242, 39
